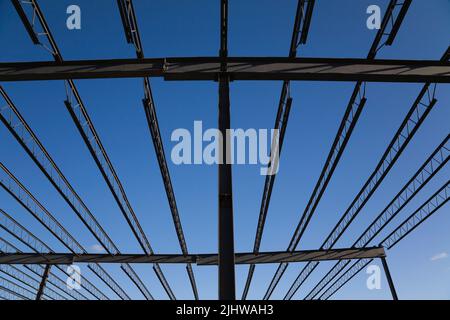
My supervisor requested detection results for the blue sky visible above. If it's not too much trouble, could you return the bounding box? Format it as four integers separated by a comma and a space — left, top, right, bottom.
0, 0, 449, 300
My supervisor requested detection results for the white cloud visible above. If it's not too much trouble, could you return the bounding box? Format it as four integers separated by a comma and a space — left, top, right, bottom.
90, 244, 105, 253
430, 252, 448, 261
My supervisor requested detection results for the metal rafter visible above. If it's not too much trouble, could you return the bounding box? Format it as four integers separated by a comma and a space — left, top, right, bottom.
285, 48, 448, 300
242, 0, 315, 300
0, 275, 39, 300
0, 284, 30, 300
283, 76, 438, 300
11, 0, 172, 299
1, 0, 446, 301
35, 264, 51, 300
1, 57, 449, 82
0, 237, 88, 300
216, 0, 237, 301
0, 209, 108, 300
304, 134, 449, 300
322, 181, 449, 300
216, 0, 236, 300
117, 0, 197, 299
0, 263, 66, 300
0, 85, 153, 300
380, 256, 398, 300
381, 181, 450, 249
320, 258, 373, 300
0, 247, 386, 265
0, 165, 128, 299
263, 0, 412, 299
0, 286, 27, 300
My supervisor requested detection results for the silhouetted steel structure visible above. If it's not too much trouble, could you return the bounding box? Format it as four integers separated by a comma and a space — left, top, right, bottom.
0, 0, 448, 300
0, 57, 449, 82
263, 0, 416, 299
0, 247, 387, 265
117, 0, 198, 299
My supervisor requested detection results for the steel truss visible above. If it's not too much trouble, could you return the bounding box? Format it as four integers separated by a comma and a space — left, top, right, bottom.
10, 0, 174, 300
117, 0, 197, 299
0, 57, 449, 82
0, 237, 91, 300
321, 181, 449, 300
263, 0, 419, 299
0, 275, 43, 300
0, 0, 448, 300
282, 78, 440, 300
0, 86, 154, 300
242, 0, 314, 300
304, 134, 449, 300
280, 46, 448, 300
0, 247, 386, 265
0, 263, 65, 300
0, 165, 129, 299
35, 264, 51, 300
217, 0, 236, 300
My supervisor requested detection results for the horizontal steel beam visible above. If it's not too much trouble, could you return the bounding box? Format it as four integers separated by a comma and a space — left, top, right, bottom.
0, 57, 448, 82
0, 247, 385, 265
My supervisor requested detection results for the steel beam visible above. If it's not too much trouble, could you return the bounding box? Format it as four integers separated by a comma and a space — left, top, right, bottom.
218, 75, 235, 300
243, 0, 315, 300
380, 257, 398, 300
322, 181, 450, 300
304, 135, 450, 300
262, 1, 417, 301
0, 234, 100, 300
116, 0, 196, 298
0, 264, 67, 300
0, 165, 128, 300
1, 276, 35, 300
283, 76, 439, 300
0, 86, 153, 300
10, 0, 39, 45
0, 57, 448, 82
220, 0, 228, 59
35, 265, 51, 300
11, 0, 160, 300
385, 1, 412, 46
381, 181, 450, 249
298, 0, 315, 45
0, 247, 386, 265
217, 0, 235, 300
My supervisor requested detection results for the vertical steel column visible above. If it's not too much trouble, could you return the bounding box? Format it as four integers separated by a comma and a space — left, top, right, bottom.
218, 0, 235, 300
220, 0, 228, 60
217, 75, 235, 300
218, 74, 235, 300
35, 264, 51, 300
380, 257, 398, 300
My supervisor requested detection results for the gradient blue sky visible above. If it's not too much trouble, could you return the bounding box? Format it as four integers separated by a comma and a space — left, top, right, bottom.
0, 0, 449, 300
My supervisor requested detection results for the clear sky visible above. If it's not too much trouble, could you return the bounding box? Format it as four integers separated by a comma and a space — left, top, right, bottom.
0, 0, 449, 300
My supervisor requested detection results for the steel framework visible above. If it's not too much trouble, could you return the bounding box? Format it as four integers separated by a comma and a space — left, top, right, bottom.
0, 0, 448, 300
8, 0, 174, 300
0, 247, 386, 265
117, 0, 198, 299
262, 0, 412, 299
0, 57, 449, 82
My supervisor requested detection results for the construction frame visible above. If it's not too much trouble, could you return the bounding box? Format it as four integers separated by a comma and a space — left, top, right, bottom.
0, 0, 449, 301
